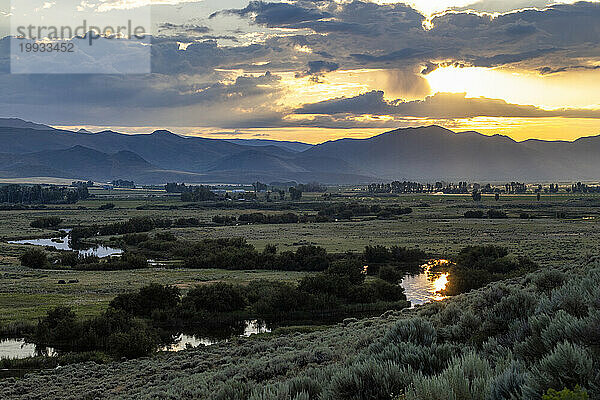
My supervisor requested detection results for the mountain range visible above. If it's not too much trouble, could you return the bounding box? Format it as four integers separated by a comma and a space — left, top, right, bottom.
0, 119, 599, 184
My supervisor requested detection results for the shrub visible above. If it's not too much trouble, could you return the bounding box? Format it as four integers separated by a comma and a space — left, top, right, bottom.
324, 360, 409, 400
487, 209, 508, 219
383, 318, 437, 347
543, 386, 589, 400
19, 248, 48, 269
464, 210, 485, 218
533, 270, 567, 294
106, 319, 159, 359
406, 353, 493, 400
184, 282, 247, 313
33, 306, 80, 347
328, 259, 366, 285
99, 203, 115, 210
488, 361, 527, 400
378, 265, 402, 284
525, 342, 594, 398
30, 216, 62, 228
110, 284, 181, 317
155, 231, 177, 242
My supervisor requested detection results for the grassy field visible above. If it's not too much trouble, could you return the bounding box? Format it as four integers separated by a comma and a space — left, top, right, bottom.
1, 190, 599, 324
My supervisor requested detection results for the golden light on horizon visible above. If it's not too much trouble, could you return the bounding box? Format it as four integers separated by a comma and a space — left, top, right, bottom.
426, 66, 600, 109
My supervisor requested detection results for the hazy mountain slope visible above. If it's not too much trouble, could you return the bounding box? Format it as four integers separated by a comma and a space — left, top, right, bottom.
207, 149, 375, 183
302, 126, 594, 181
0, 128, 253, 173
0, 146, 213, 183
0, 118, 56, 131
224, 138, 313, 152
2, 122, 600, 183
210, 150, 308, 173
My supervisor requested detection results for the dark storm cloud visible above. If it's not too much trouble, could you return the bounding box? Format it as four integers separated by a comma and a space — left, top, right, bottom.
210, 1, 331, 26
211, 1, 600, 72
538, 65, 600, 75
295, 60, 340, 81
284, 20, 371, 34
467, 48, 561, 68
158, 23, 212, 34
296, 91, 600, 119
306, 60, 339, 74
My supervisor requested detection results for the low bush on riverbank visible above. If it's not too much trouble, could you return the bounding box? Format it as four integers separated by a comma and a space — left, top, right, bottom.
19, 249, 48, 269
30, 217, 62, 229
434, 245, 538, 295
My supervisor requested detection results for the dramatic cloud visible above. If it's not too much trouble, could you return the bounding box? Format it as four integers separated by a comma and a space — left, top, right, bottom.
1, 0, 600, 134
296, 91, 600, 119
210, 1, 331, 26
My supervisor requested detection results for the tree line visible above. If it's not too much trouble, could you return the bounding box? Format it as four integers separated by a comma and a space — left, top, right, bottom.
0, 184, 89, 204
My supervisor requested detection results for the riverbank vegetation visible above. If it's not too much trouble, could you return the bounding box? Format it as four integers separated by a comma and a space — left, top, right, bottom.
1, 256, 597, 399
23, 259, 410, 361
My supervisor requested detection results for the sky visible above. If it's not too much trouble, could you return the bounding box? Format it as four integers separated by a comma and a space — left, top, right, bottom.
2, 0, 600, 143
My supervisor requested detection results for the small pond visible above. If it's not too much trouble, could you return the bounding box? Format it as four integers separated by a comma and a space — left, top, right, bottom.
161, 320, 271, 352
0, 338, 56, 359
0, 320, 270, 360
400, 259, 450, 307
8, 230, 122, 258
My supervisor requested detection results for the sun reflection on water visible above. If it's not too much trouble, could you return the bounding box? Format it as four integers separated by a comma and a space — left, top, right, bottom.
432, 273, 449, 301
422, 259, 451, 301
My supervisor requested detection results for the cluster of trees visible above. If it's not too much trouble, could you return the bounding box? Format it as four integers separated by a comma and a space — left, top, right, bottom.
165, 182, 193, 193
505, 182, 527, 194
67, 253, 149, 271
368, 181, 470, 194
211, 215, 237, 225
569, 182, 600, 193
464, 209, 508, 219
179, 240, 331, 271
212, 212, 331, 225
132, 235, 427, 274
70, 216, 194, 245
296, 182, 327, 193
111, 180, 135, 188
33, 306, 159, 359
115, 262, 407, 324
435, 245, 538, 295
537, 183, 560, 193
19, 248, 148, 271
71, 180, 94, 188
317, 203, 412, 220
363, 245, 426, 265
30, 216, 62, 228
238, 212, 300, 224
33, 261, 410, 359
181, 186, 217, 202
289, 186, 302, 200
0, 184, 89, 204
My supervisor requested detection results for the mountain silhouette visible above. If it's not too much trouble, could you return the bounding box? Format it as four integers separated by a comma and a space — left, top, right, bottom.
1, 120, 599, 183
